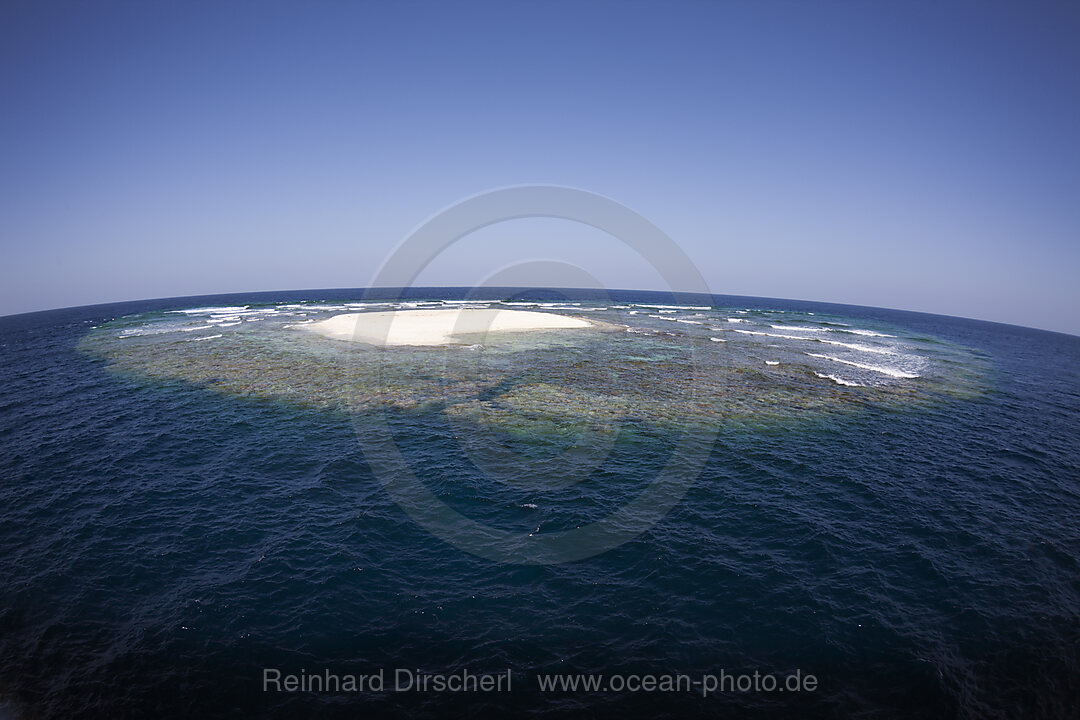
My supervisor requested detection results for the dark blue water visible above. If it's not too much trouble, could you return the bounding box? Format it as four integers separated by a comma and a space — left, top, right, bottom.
1, 288, 1078, 719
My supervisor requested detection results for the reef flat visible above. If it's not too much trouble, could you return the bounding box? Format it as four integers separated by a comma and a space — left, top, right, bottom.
78, 298, 988, 436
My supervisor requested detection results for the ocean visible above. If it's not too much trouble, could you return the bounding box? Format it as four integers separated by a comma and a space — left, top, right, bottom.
1, 287, 1077, 718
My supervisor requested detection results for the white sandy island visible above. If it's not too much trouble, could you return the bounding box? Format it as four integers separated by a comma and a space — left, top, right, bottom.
302, 308, 593, 346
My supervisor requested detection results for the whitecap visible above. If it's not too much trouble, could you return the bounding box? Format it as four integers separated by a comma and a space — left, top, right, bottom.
841, 328, 895, 338
118, 326, 178, 338
169, 305, 249, 315
805, 352, 919, 379
734, 329, 805, 340
631, 304, 711, 310
736, 329, 896, 355
284, 304, 353, 311
814, 372, 863, 386
771, 324, 825, 332
816, 339, 894, 354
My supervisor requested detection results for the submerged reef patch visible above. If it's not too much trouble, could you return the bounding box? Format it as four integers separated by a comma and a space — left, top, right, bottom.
79, 299, 988, 435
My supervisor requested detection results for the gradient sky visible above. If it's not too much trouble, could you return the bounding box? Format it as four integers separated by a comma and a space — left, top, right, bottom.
2, 1, 1078, 334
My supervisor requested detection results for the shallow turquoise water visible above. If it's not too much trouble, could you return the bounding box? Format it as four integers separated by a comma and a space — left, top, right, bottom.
1, 288, 1078, 718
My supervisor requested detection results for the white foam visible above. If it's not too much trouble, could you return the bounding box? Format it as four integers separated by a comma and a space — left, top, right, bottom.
735, 329, 896, 355
842, 329, 895, 338
395, 302, 451, 309
281, 304, 352, 311
805, 353, 919, 379
179, 325, 215, 332
726, 318, 748, 323
771, 324, 825, 332
764, 360, 779, 366
675, 319, 703, 325
709, 337, 727, 342
118, 326, 178, 338
188, 334, 223, 341
171, 305, 249, 315
441, 299, 503, 304
814, 372, 863, 387
198, 309, 268, 318
631, 304, 711, 310
734, 329, 804, 340
816, 339, 893, 354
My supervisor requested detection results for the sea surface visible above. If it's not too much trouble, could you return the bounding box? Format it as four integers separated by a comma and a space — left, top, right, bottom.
1, 287, 1078, 719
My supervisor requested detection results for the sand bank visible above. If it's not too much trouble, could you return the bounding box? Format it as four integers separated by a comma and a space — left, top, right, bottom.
303, 308, 592, 346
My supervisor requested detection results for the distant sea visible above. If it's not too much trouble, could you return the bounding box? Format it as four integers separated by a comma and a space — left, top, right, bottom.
1, 288, 1078, 719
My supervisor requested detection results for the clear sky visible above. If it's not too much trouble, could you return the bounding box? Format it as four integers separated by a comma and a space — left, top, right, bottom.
1, 1, 1077, 334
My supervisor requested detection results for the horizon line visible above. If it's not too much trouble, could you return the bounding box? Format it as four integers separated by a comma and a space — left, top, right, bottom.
1, 285, 1076, 340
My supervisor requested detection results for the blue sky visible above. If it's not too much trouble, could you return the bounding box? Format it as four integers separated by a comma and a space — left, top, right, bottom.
2, 1, 1078, 334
